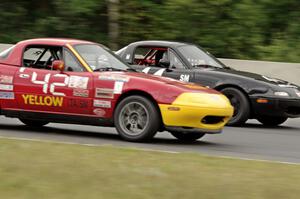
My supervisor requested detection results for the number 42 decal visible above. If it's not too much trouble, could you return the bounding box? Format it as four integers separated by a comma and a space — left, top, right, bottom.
20, 68, 69, 96
31, 72, 69, 96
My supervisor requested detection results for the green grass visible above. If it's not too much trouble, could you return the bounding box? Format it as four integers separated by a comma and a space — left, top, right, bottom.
0, 138, 299, 199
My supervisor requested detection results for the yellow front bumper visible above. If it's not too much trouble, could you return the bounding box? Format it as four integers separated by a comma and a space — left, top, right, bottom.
159, 93, 234, 133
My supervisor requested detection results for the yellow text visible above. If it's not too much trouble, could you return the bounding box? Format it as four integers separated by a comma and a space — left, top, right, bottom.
22, 94, 63, 107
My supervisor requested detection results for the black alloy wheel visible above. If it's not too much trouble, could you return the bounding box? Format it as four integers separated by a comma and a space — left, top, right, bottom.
221, 87, 250, 126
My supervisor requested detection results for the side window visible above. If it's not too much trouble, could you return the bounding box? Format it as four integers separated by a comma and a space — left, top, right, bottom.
169, 50, 185, 69
134, 47, 149, 59
23, 46, 63, 70
133, 46, 168, 66
133, 47, 152, 65
23, 47, 46, 67
63, 49, 85, 72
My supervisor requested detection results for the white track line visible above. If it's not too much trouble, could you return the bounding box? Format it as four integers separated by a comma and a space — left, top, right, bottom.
0, 135, 299, 165
214, 155, 300, 166
0, 136, 178, 154
0, 135, 109, 147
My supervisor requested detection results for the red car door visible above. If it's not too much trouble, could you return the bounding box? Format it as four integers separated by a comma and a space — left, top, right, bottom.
13, 45, 94, 116
14, 67, 93, 115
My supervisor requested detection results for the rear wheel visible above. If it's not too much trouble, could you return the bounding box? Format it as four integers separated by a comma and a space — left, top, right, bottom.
257, 116, 287, 126
221, 87, 250, 126
19, 119, 49, 127
170, 131, 205, 142
114, 95, 160, 142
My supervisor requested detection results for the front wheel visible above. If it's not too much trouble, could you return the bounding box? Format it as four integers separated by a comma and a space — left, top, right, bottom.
170, 131, 205, 142
221, 87, 250, 126
19, 119, 49, 127
257, 116, 287, 126
114, 95, 160, 142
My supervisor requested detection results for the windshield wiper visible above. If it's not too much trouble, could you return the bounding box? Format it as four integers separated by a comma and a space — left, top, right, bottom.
93, 67, 125, 72
193, 64, 223, 69
126, 67, 137, 72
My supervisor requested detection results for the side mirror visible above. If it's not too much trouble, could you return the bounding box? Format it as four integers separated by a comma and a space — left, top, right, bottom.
52, 60, 65, 72
159, 59, 170, 68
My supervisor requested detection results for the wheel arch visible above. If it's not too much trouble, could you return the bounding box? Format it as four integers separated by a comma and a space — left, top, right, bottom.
214, 84, 254, 118
115, 90, 164, 130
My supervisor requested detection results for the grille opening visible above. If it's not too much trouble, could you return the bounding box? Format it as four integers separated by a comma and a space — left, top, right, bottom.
286, 107, 300, 116
201, 116, 224, 124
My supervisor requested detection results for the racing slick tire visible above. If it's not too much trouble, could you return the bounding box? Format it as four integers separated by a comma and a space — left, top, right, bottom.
221, 87, 250, 126
19, 119, 49, 127
170, 131, 205, 142
114, 95, 160, 142
257, 116, 288, 126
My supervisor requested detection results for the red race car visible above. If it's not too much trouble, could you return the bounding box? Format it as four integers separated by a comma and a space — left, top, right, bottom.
0, 38, 233, 142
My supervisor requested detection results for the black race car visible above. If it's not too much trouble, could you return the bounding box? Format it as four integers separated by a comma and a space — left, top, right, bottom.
116, 41, 300, 126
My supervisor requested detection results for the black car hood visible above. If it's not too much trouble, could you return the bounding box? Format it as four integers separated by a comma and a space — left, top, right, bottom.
194, 67, 298, 87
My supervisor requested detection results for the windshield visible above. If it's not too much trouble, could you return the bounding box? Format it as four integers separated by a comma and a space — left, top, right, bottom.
115, 46, 127, 56
74, 44, 130, 71
177, 45, 225, 68
0, 45, 15, 59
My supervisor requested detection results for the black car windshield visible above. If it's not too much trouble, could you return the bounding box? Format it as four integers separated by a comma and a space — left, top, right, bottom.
177, 45, 225, 68
74, 44, 130, 71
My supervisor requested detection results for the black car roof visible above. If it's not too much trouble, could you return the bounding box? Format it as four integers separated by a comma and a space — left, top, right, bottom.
128, 40, 192, 48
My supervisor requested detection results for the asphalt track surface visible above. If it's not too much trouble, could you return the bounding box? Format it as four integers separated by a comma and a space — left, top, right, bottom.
0, 116, 300, 164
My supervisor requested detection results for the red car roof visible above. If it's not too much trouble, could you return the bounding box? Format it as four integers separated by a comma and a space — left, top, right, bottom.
0, 38, 97, 66
16, 38, 95, 46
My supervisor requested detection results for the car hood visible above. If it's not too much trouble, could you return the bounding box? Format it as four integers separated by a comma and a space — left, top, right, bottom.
195, 67, 299, 88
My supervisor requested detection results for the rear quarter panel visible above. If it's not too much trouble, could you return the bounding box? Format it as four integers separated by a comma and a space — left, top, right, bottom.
0, 64, 19, 109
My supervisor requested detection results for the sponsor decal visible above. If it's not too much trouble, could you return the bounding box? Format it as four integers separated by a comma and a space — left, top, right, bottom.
19, 74, 30, 79
95, 88, 114, 99
68, 76, 89, 89
98, 74, 129, 82
93, 99, 111, 108
27, 71, 69, 96
0, 92, 14, 99
179, 74, 190, 82
0, 84, 13, 91
113, 81, 124, 94
0, 75, 13, 84
73, 89, 89, 97
93, 108, 106, 117
22, 94, 63, 107
68, 99, 88, 108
